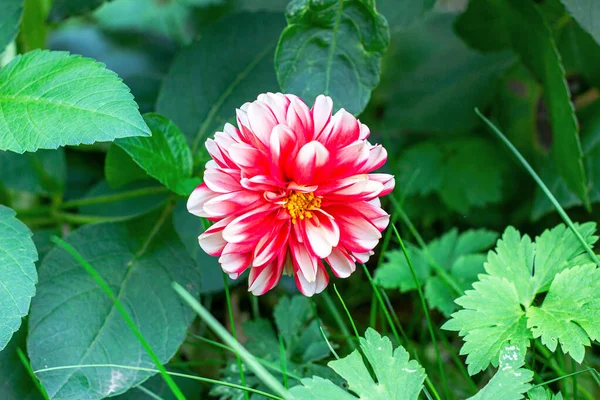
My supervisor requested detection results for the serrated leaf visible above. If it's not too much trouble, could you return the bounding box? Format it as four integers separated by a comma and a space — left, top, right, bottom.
113, 113, 193, 195
561, 0, 600, 46
0, 148, 66, 194
28, 214, 201, 400
290, 328, 426, 400
274, 296, 311, 346
395, 142, 443, 196
527, 264, 600, 362
105, 144, 148, 189
444, 223, 598, 374
380, 12, 514, 133
443, 276, 531, 375
527, 387, 563, 400
78, 180, 169, 221
48, 0, 110, 22
0, 205, 37, 351
0, 327, 44, 400
467, 344, 533, 400
275, 0, 389, 115
0, 0, 24, 52
157, 12, 284, 158
0, 50, 150, 153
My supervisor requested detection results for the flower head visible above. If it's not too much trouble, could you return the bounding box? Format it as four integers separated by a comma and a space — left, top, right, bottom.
187, 93, 394, 296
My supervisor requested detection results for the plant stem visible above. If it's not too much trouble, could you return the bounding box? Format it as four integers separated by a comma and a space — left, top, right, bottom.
222, 271, 249, 400
61, 186, 168, 209
321, 290, 357, 350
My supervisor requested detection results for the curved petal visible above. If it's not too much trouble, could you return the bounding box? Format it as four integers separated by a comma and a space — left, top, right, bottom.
303, 210, 340, 258
326, 247, 356, 278
219, 251, 252, 278
270, 124, 300, 180
330, 207, 382, 253
318, 175, 384, 202
198, 217, 233, 256
253, 222, 290, 267
248, 101, 278, 146
312, 95, 333, 137
368, 173, 395, 196
187, 183, 218, 217
292, 141, 330, 185
228, 143, 268, 176
295, 261, 329, 297
222, 204, 277, 244
331, 140, 370, 177
356, 144, 387, 174
286, 97, 314, 141
351, 201, 390, 232
248, 255, 285, 295
203, 191, 263, 218
318, 108, 360, 148
203, 168, 242, 193
257, 92, 290, 123
290, 237, 318, 283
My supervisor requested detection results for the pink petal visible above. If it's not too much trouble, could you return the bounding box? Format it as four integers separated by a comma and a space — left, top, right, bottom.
248, 255, 285, 295
356, 144, 387, 174
248, 101, 278, 146
331, 140, 370, 177
286, 97, 314, 141
318, 175, 384, 202
257, 92, 290, 123
293, 141, 330, 185
203, 191, 263, 218
240, 175, 282, 192
219, 251, 252, 278
351, 201, 390, 232
187, 183, 218, 217
198, 217, 232, 256
270, 124, 300, 180
359, 122, 370, 140
352, 250, 373, 263
228, 143, 268, 176
303, 210, 340, 258
295, 261, 329, 297
312, 95, 333, 137
253, 222, 290, 267
290, 238, 318, 283
319, 109, 360, 148
369, 173, 395, 196
203, 168, 241, 193
330, 207, 382, 253
326, 247, 356, 278
222, 204, 277, 244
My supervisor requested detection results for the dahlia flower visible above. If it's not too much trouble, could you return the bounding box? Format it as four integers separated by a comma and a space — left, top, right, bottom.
187, 93, 394, 296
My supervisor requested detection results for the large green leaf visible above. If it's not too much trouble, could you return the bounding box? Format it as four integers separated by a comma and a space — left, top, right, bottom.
456, 0, 588, 205
105, 144, 149, 189
157, 12, 284, 157
113, 114, 193, 195
0, 327, 44, 400
0, 50, 150, 153
0, 148, 66, 194
0, 205, 37, 351
561, 0, 600, 45
48, 0, 110, 22
28, 214, 201, 400
275, 0, 389, 115
0, 0, 24, 52
290, 328, 426, 400
380, 12, 514, 133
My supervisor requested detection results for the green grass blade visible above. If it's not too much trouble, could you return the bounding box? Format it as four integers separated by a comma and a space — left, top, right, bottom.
51, 236, 186, 400
332, 284, 361, 342
321, 290, 357, 350
17, 348, 50, 400
172, 283, 292, 400
476, 108, 600, 267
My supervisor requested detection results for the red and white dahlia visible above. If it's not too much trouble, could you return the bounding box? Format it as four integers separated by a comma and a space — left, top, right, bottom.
187, 93, 394, 296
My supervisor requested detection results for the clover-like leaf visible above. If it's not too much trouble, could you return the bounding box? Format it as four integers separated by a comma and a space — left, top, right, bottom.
444, 223, 598, 374
0, 50, 150, 153
0, 205, 37, 351
290, 328, 426, 400
275, 0, 389, 115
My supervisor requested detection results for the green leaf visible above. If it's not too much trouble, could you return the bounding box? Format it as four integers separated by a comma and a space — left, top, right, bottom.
395, 138, 510, 214
48, 0, 110, 22
94, 0, 194, 44
375, 228, 497, 316
105, 144, 149, 189
0, 149, 66, 195
0, 50, 150, 153
0, 205, 37, 351
78, 180, 169, 221
18, 0, 51, 52
113, 113, 193, 195
467, 344, 533, 400
172, 200, 235, 294
379, 12, 514, 133
377, 0, 435, 33
290, 328, 426, 400
458, 0, 588, 205
527, 387, 563, 400
0, 0, 24, 52
113, 370, 203, 400
28, 213, 201, 399
0, 327, 44, 400
561, 0, 600, 45
275, 0, 389, 115
526, 264, 600, 362
157, 12, 284, 157
443, 223, 598, 374
454, 0, 510, 52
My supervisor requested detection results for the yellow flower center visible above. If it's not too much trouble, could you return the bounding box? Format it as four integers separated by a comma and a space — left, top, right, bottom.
283, 191, 321, 224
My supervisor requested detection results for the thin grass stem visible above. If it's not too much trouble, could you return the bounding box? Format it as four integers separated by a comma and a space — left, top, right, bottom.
321, 290, 357, 350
